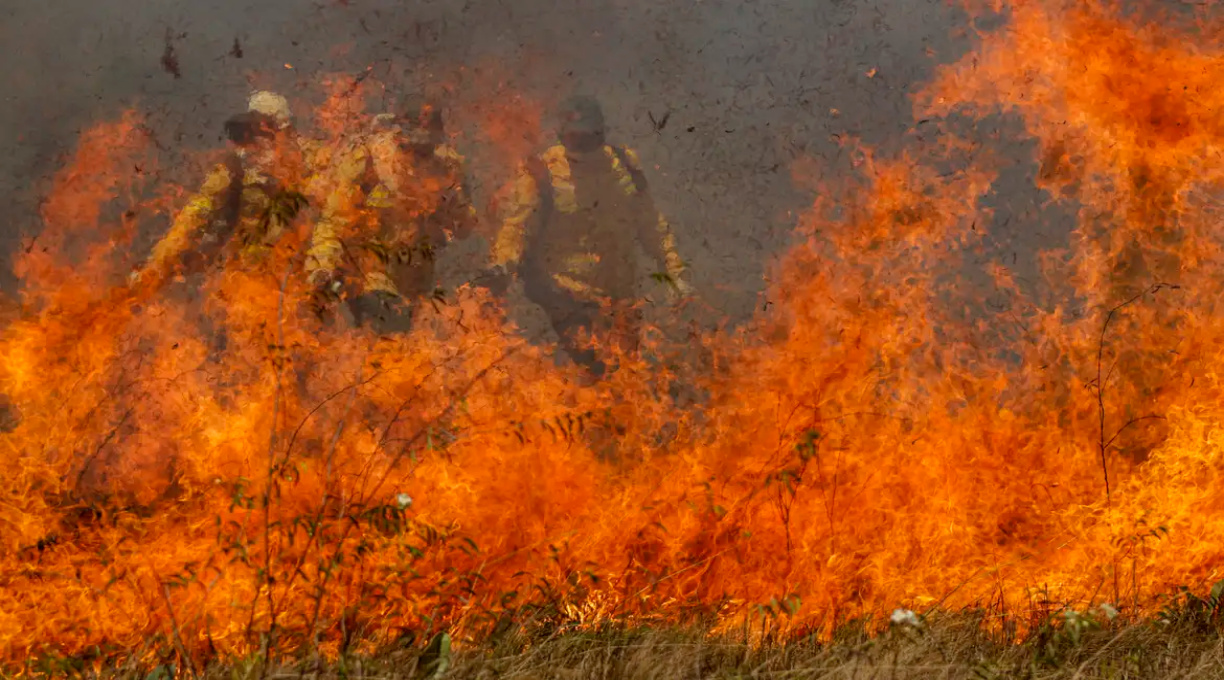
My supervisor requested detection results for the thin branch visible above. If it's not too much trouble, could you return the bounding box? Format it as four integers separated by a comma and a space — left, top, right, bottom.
629, 547, 736, 602
278, 371, 383, 474
363, 340, 529, 505
1104, 414, 1169, 451
254, 262, 293, 668
1095, 283, 1173, 504
306, 363, 365, 650
73, 407, 135, 493
287, 343, 529, 646
158, 581, 199, 680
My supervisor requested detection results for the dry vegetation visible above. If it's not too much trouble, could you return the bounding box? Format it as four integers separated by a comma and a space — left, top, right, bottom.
22, 600, 1224, 680
6, 4, 1224, 679
388, 618, 1224, 680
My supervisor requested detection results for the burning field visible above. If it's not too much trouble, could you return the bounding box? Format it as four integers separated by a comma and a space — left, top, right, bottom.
3, 0, 1224, 672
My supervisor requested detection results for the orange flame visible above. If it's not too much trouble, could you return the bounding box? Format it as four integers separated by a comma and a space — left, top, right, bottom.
3, 0, 1224, 668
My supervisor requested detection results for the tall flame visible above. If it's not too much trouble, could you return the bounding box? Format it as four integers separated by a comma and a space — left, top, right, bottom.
3, 0, 1224, 667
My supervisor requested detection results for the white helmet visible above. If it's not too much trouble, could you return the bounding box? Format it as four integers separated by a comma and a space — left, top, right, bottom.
247, 91, 292, 128
370, 113, 399, 130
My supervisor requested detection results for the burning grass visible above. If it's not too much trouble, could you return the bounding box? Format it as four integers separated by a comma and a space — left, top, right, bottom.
3, 0, 1224, 672
26, 606, 1224, 679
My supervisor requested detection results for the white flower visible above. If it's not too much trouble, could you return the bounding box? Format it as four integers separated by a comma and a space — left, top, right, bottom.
890, 608, 920, 627
1098, 603, 1119, 620
396, 493, 413, 510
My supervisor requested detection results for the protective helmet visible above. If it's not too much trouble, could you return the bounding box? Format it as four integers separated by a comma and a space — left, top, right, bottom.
371, 113, 399, 129
403, 101, 445, 146
247, 91, 292, 128
558, 95, 606, 152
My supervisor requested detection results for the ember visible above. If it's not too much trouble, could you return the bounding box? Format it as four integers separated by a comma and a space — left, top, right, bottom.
2, 0, 1223, 669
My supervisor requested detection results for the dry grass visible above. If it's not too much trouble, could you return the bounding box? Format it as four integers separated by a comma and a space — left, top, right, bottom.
415, 618, 1223, 680
38, 608, 1224, 680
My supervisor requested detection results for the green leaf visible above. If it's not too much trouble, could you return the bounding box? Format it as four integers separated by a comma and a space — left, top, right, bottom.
650, 271, 682, 292
416, 632, 451, 679
785, 594, 802, 616
145, 665, 175, 680
1209, 578, 1224, 603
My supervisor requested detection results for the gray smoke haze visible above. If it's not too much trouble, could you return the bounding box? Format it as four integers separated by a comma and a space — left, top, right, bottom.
2, 0, 1040, 325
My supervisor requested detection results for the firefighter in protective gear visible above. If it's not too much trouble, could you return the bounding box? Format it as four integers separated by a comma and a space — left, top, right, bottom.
248, 90, 328, 192
486, 95, 692, 376
304, 102, 477, 332
132, 92, 313, 285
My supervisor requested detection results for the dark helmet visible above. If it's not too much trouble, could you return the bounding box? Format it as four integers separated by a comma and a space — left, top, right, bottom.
385, 99, 445, 148
415, 102, 445, 136
224, 111, 278, 147
558, 95, 606, 152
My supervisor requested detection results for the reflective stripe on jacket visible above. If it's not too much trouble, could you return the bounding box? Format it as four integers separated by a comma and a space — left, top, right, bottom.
491, 143, 685, 300
144, 135, 318, 279
304, 132, 476, 299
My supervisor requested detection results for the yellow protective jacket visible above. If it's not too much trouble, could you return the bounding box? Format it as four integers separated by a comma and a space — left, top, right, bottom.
141, 137, 322, 280
490, 143, 685, 301
304, 130, 476, 299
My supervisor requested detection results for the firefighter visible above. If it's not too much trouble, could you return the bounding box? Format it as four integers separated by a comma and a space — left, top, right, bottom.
484, 95, 693, 376
131, 91, 312, 285
305, 102, 477, 333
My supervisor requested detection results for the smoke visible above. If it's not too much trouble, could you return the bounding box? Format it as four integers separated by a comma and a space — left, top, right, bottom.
1, 0, 974, 320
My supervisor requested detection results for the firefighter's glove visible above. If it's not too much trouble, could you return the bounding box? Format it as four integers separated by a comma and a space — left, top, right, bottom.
306, 270, 344, 319
128, 267, 158, 288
